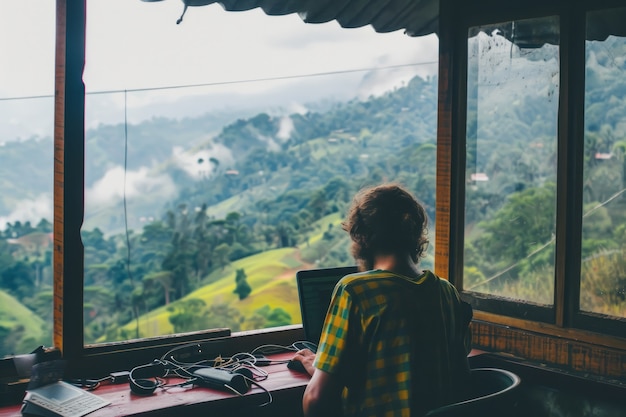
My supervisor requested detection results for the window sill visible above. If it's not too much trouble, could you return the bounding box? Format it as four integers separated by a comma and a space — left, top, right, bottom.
68, 325, 305, 378
472, 312, 626, 382
1, 326, 306, 407
473, 311, 626, 350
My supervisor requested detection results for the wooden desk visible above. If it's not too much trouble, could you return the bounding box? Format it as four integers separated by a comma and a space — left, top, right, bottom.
0, 353, 309, 417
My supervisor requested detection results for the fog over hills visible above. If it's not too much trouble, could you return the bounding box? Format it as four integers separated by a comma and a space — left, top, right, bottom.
0, 66, 426, 232
4, 29, 609, 234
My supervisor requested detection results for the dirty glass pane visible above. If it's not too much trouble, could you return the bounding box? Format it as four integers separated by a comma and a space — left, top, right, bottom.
0, 3, 55, 357
580, 8, 626, 318
83, 0, 439, 344
463, 16, 559, 305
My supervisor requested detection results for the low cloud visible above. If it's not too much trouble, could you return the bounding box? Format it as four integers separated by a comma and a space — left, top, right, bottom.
277, 115, 295, 141
172, 143, 235, 179
0, 194, 53, 231
86, 165, 177, 206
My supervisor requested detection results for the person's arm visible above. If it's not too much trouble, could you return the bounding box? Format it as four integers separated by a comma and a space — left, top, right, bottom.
290, 349, 343, 416
302, 368, 343, 417
290, 348, 317, 375
299, 281, 354, 417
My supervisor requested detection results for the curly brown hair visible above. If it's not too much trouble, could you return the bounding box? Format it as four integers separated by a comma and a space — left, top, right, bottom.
342, 183, 429, 267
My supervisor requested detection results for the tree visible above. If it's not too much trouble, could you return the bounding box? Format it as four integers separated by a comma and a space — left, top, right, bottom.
162, 205, 196, 299
1, 261, 34, 300
213, 243, 231, 270
83, 285, 115, 338
471, 183, 557, 276
168, 298, 208, 333
613, 140, 626, 196
233, 268, 252, 300
307, 190, 328, 221
245, 305, 292, 330
143, 271, 175, 305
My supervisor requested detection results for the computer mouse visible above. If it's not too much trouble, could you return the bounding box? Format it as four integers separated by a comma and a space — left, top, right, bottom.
287, 359, 308, 374
233, 367, 254, 379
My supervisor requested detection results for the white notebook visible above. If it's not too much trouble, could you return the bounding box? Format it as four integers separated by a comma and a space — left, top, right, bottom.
21, 381, 110, 417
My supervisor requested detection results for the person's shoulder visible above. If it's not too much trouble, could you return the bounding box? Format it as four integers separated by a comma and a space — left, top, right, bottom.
426, 272, 470, 315
425, 270, 455, 285
424, 270, 462, 293
339, 270, 380, 283
338, 269, 395, 288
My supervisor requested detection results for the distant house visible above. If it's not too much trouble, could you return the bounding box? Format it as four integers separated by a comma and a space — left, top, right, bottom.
595, 152, 613, 160
470, 172, 489, 182
6, 232, 53, 258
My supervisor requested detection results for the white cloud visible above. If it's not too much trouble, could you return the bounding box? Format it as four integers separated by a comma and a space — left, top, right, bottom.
86, 165, 177, 206
0, 4, 56, 98
1, 1, 438, 141
0, 1, 441, 233
172, 143, 235, 179
0, 194, 52, 231
277, 116, 294, 141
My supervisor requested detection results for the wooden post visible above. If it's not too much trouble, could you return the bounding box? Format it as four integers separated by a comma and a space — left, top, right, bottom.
53, 0, 86, 358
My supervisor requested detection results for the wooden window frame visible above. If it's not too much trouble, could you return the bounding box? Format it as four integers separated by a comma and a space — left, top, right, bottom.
36, 0, 626, 381
436, 0, 626, 380
50, 0, 308, 376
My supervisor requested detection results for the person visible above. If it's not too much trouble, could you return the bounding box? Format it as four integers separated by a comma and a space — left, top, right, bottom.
290, 183, 473, 417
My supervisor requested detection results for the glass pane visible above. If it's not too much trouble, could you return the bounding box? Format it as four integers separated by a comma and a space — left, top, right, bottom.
464, 17, 559, 306
581, 8, 626, 318
84, 1, 439, 344
0, 3, 55, 357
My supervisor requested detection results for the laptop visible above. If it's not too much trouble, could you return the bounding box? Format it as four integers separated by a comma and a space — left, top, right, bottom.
295, 265, 358, 352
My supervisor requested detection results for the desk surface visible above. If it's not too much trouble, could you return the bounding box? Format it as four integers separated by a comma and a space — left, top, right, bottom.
0, 352, 309, 417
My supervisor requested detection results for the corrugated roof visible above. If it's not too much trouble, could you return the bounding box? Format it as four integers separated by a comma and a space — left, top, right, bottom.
148, 0, 626, 43
161, 0, 439, 36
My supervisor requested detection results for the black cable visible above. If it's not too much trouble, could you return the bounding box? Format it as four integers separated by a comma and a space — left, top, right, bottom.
123, 89, 134, 287
66, 376, 112, 391
0, 61, 437, 101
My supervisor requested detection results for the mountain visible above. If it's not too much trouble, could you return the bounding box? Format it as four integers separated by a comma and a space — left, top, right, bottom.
3, 35, 626, 352
85, 74, 437, 234
0, 290, 46, 355
0, 74, 440, 235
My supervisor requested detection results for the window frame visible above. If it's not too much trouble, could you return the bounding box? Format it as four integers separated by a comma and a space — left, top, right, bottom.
52, 0, 312, 374
437, 0, 626, 344
7, 0, 617, 382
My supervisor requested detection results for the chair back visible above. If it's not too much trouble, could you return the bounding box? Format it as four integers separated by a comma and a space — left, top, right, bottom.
424, 368, 521, 417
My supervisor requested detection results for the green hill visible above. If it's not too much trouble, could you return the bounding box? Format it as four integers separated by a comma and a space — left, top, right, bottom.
116, 211, 348, 340
6, 39, 626, 353
118, 247, 307, 338
0, 290, 47, 355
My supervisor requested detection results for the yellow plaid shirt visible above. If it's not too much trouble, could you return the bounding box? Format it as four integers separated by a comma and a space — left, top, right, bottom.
314, 270, 472, 417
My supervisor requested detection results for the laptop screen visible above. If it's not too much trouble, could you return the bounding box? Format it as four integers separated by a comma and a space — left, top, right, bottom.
296, 266, 358, 346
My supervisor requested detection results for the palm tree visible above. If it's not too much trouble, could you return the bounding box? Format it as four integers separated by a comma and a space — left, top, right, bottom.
143, 271, 175, 305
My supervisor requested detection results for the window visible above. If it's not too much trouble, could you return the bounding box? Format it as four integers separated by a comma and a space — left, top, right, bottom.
0, 3, 55, 358
81, 1, 439, 347
464, 16, 560, 315
455, 5, 626, 339
4, 0, 621, 383
581, 7, 626, 320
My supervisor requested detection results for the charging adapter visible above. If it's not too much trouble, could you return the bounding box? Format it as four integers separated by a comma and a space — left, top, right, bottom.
253, 354, 272, 366
192, 367, 249, 394
110, 371, 130, 384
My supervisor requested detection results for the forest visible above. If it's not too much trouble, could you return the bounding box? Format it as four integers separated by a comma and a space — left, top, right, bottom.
1, 35, 625, 357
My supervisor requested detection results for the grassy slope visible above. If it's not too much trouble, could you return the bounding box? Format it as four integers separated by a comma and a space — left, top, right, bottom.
0, 290, 45, 339
123, 212, 345, 338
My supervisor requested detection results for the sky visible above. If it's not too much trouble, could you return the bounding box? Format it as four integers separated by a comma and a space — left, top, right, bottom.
1, 1, 438, 138
0, 1, 439, 229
